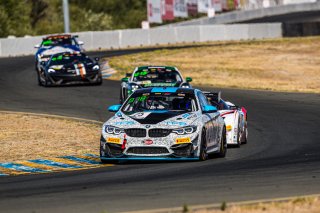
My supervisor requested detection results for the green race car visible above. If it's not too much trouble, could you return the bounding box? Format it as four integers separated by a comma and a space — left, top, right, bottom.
120, 66, 192, 103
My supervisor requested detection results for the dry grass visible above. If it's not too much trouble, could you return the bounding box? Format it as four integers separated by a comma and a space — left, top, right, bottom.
192, 196, 320, 213
0, 113, 101, 162
108, 37, 320, 93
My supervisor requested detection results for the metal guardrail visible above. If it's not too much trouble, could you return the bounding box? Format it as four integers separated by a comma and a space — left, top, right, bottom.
0, 23, 282, 57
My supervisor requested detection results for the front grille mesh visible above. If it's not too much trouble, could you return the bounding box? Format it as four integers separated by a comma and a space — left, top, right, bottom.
148, 129, 172, 137
124, 128, 147, 137
127, 147, 169, 155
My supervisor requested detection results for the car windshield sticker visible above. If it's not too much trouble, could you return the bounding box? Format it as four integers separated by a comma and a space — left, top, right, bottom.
134, 71, 148, 77
128, 97, 135, 104
43, 40, 52, 46
144, 83, 176, 87
139, 96, 147, 102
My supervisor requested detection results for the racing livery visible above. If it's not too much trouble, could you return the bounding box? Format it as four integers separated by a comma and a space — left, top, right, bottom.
37, 52, 102, 86
100, 87, 226, 162
34, 34, 84, 71
120, 66, 192, 103
204, 91, 248, 147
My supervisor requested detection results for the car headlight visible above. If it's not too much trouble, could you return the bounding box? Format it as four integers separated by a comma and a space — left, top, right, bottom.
172, 126, 197, 135
132, 85, 139, 91
48, 68, 56, 73
93, 65, 100, 71
51, 65, 63, 70
104, 125, 123, 135
181, 85, 190, 88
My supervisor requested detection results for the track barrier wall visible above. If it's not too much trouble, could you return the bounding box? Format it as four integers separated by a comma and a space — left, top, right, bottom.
0, 23, 282, 57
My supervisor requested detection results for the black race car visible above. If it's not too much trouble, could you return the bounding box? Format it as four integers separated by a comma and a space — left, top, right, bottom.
37, 52, 102, 86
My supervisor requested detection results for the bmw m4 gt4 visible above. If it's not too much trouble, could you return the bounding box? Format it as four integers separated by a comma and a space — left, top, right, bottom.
100, 87, 226, 162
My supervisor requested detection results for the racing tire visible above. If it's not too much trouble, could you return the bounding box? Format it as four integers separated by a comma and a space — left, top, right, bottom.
236, 118, 241, 148
242, 123, 248, 144
199, 129, 208, 161
36, 70, 42, 86
94, 76, 103, 86
217, 126, 227, 158
37, 69, 51, 87
119, 89, 124, 104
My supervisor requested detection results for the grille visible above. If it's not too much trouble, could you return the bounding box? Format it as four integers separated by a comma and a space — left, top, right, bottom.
124, 128, 147, 137
148, 129, 172, 137
127, 147, 169, 155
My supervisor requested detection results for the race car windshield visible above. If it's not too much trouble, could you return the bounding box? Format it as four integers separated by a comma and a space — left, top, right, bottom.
133, 69, 182, 84
42, 37, 74, 47
122, 93, 198, 115
49, 54, 92, 65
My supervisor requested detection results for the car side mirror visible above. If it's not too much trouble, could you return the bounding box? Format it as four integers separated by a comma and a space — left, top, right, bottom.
203, 105, 217, 113
94, 57, 100, 62
78, 41, 84, 45
108, 104, 121, 112
121, 77, 129, 82
34, 44, 40, 48
186, 77, 192, 82
40, 61, 46, 66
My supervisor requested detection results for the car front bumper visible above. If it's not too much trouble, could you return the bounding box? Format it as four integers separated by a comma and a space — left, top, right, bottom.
100, 133, 200, 160
47, 72, 101, 85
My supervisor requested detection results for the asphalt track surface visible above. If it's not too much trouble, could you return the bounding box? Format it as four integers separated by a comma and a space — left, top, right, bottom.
0, 47, 319, 213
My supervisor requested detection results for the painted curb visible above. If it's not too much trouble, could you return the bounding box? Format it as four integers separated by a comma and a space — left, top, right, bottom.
0, 111, 108, 176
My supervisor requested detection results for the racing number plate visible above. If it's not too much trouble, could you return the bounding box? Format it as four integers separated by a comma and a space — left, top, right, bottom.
107, 137, 121, 144
176, 137, 191, 144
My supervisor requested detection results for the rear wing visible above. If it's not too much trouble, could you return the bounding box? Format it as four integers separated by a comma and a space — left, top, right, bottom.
203, 91, 221, 105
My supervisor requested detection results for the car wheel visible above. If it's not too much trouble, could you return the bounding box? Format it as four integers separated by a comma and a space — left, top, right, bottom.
199, 129, 208, 161
236, 118, 241, 148
242, 122, 248, 144
36, 70, 42, 86
119, 88, 124, 104
38, 69, 50, 87
94, 76, 103, 85
217, 126, 227, 158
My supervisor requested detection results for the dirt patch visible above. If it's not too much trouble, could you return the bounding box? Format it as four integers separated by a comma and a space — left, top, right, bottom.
108, 37, 320, 93
0, 112, 101, 162
191, 196, 320, 213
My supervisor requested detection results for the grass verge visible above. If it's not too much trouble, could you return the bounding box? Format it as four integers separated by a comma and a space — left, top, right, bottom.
108, 36, 320, 93
0, 112, 101, 162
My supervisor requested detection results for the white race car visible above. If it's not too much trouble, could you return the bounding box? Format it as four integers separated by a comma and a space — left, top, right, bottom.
204, 92, 248, 147
100, 87, 227, 162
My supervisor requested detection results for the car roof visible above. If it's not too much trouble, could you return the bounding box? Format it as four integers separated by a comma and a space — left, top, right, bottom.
133, 87, 196, 94
50, 51, 85, 59
43, 34, 75, 40
136, 66, 178, 71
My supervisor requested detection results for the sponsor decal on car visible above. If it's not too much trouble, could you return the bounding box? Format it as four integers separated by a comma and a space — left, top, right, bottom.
107, 137, 121, 144
144, 139, 153, 145
166, 121, 187, 126
176, 137, 191, 144
114, 121, 135, 125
